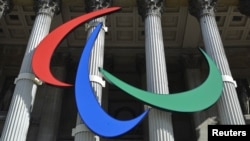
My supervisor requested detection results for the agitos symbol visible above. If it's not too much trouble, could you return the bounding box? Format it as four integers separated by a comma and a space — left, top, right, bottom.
32, 7, 223, 138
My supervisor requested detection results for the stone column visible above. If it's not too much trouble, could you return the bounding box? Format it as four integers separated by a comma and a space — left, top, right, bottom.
0, 0, 11, 19
36, 66, 65, 141
136, 54, 150, 140
182, 55, 219, 141
0, 1, 60, 141
137, 0, 174, 141
189, 0, 245, 124
72, 1, 110, 140
239, 0, 250, 124
182, 55, 205, 127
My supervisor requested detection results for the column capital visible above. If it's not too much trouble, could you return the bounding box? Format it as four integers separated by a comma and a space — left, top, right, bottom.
85, 0, 112, 12
137, 0, 164, 19
0, 0, 12, 17
85, 16, 107, 32
34, 0, 60, 16
189, 0, 217, 19
238, 0, 250, 16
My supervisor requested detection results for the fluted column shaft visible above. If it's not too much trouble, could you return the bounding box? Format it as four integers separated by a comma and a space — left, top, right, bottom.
73, 17, 106, 141
1, 1, 59, 141
36, 66, 65, 141
189, 0, 245, 124
145, 11, 174, 141
88, 17, 106, 103
73, 1, 109, 140
138, 0, 174, 141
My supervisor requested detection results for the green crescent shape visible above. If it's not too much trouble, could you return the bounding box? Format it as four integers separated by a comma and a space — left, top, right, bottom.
100, 49, 223, 112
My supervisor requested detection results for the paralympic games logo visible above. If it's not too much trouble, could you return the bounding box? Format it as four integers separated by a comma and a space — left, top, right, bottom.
32, 7, 223, 138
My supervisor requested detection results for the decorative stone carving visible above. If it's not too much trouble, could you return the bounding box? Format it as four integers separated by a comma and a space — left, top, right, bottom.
34, 0, 60, 16
189, 0, 217, 19
137, 0, 164, 19
85, 0, 112, 12
0, 0, 12, 18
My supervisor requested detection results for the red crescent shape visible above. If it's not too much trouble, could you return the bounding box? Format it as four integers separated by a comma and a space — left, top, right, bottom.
32, 7, 120, 86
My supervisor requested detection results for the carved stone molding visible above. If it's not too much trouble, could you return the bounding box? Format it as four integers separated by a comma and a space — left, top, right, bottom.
239, 0, 250, 16
34, 0, 60, 16
189, 0, 217, 19
85, 0, 112, 12
137, 0, 164, 19
0, 0, 12, 17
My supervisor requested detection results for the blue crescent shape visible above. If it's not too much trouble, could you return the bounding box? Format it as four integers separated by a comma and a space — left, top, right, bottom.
75, 23, 149, 138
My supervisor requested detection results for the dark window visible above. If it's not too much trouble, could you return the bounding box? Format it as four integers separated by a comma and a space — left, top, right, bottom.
236, 79, 250, 115
9, 15, 19, 21
0, 76, 15, 111
215, 16, 221, 22
232, 16, 242, 21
